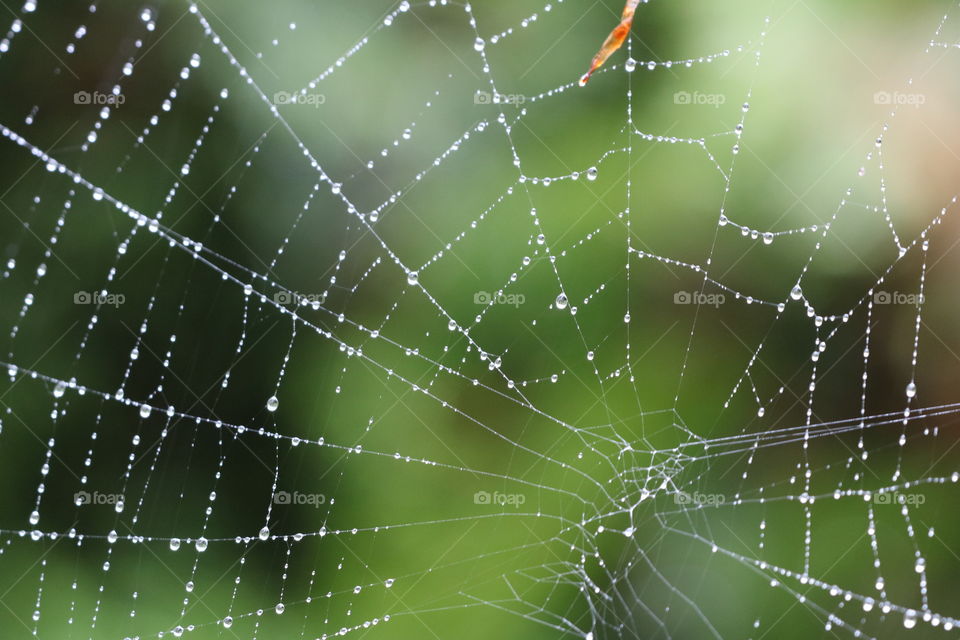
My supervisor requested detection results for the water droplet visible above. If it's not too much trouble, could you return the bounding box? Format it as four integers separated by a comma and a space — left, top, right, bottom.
222, 616, 233, 629
266, 396, 279, 412
790, 285, 803, 301
903, 610, 918, 629
555, 294, 568, 310
259, 526, 270, 541
195, 537, 208, 552
407, 271, 419, 286
586, 167, 598, 181
473, 37, 485, 52
905, 381, 917, 398
385, 578, 395, 588
53, 381, 66, 398
914, 557, 926, 573
139, 404, 152, 418
624, 58, 636, 72
107, 530, 118, 544
275, 603, 285, 615
762, 232, 773, 245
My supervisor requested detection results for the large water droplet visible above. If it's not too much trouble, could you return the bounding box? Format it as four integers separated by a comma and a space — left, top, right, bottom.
195, 537, 208, 552
903, 610, 918, 629
790, 285, 803, 301
586, 167, 598, 181
266, 396, 279, 412
555, 294, 568, 310
905, 381, 917, 398
169, 538, 181, 551
259, 526, 270, 541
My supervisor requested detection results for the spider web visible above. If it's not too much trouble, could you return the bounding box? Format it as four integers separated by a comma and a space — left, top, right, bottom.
1, 0, 960, 638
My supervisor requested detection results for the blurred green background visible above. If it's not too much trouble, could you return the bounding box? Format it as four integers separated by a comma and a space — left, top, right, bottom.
1, 0, 960, 638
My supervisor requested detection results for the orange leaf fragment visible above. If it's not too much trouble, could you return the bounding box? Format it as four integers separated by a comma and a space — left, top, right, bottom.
579, 0, 641, 86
